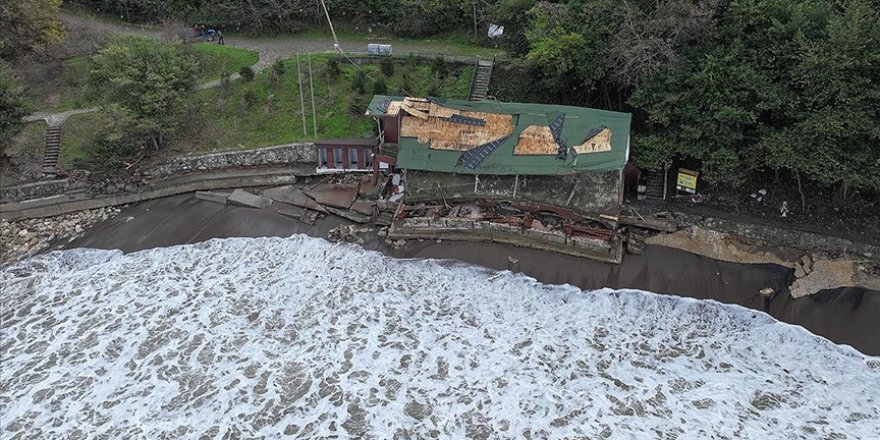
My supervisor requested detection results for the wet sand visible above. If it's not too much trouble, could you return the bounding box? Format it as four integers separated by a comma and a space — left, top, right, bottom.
70, 193, 880, 355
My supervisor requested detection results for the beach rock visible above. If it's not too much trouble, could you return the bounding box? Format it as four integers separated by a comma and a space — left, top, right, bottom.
228, 189, 272, 209
794, 265, 806, 278
759, 287, 775, 297
0, 206, 122, 264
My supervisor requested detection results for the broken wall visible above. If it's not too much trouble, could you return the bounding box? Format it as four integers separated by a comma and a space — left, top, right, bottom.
405, 170, 622, 217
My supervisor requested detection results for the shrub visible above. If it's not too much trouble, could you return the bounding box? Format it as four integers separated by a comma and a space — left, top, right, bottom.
406, 54, 418, 69
427, 80, 439, 97
243, 89, 258, 108
348, 95, 368, 116
400, 70, 413, 94
326, 57, 341, 79
272, 59, 285, 76
351, 70, 366, 94
380, 57, 394, 77
238, 66, 254, 82
372, 77, 388, 95
431, 56, 447, 77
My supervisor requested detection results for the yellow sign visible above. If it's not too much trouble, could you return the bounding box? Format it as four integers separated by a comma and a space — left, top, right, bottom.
677, 168, 698, 193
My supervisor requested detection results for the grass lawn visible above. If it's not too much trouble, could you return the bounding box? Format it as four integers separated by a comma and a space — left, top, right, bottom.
0, 122, 47, 186
55, 54, 475, 165
166, 54, 474, 154
14, 55, 93, 112
60, 112, 112, 169
190, 43, 260, 81
12, 41, 258, 114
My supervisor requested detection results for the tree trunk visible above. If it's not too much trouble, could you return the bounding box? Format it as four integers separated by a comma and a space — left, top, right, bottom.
795, 170, 806, 212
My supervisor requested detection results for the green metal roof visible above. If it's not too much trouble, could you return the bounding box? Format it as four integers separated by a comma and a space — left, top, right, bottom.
366, 95, 631, 176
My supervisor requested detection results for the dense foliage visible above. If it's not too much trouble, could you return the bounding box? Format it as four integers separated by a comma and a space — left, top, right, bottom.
88, 37, 196, 165
0, 64, 29, 155
0, 0, 64, 59
487, 0, 880, 194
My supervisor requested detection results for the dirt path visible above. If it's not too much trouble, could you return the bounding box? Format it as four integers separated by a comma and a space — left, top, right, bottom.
59, 11, 500, 72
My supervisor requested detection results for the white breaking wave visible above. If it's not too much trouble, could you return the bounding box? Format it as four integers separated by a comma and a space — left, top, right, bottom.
1, 235, 878, 439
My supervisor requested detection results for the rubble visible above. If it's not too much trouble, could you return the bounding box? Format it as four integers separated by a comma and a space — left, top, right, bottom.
327, 225, 372, 244
0, 206, 121, 264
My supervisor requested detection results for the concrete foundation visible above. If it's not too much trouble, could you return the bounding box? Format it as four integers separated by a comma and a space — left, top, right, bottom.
388, 216, 622, 264
404, 170, 622, 219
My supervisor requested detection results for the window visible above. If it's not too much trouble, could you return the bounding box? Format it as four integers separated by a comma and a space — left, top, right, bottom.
349, 148, 359, 169
364, 151, 373, 167
334, 148, 344, 168
318, 148, 328, 167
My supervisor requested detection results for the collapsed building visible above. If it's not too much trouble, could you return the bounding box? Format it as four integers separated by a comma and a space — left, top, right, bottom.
365, 95, 632, 263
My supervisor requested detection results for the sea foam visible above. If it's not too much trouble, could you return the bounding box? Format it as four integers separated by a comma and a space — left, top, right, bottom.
1, 235, 878, 439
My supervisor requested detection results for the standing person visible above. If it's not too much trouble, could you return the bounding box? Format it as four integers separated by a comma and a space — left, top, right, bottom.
217, 30, 224, 45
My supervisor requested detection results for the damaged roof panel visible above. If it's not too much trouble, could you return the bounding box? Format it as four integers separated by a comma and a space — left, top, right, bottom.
366, 95, 631, 175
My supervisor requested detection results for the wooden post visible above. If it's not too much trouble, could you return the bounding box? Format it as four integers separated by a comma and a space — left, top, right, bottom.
662, 162, 669, 201
308, 53, 318, 137
512, 175, 519, 199
296, 54, 307, 137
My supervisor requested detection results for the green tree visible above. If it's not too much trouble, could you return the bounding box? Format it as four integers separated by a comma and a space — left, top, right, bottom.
0, 0, 63, 59
351, 70, 367, 94
0, 65, 28, 155
89, 37, 197, 153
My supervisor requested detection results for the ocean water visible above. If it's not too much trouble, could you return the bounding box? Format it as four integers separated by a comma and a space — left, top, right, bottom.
1, 236, 878, 440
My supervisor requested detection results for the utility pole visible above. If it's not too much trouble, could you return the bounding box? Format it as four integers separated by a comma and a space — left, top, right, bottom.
296, 53, 307, 137
473, 0, 478, 39
308, 53, 318, 137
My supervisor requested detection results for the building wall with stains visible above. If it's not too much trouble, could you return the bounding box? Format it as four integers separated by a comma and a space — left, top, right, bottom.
404, 170, 622, 218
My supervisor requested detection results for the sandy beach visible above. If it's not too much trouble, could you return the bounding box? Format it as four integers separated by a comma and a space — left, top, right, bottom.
70, 192, 880, 355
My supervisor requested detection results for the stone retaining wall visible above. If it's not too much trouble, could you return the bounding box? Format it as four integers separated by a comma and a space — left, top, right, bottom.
143, 143, 316, 178
0, 179, 70, 204
0, 143, 317, 204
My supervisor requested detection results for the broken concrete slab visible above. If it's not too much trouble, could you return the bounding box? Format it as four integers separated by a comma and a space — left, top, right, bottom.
228, 189, 272, 209
305, 183, 359, 209
350, 200, 375, 216
276, 203, 305, 218
276, 203, 321, 225
262, 185, 328, 213
195, 191, 230, 204
325, 206, 371, 224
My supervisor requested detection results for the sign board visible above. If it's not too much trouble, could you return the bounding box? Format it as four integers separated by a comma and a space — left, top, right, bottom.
676, 168, 698, 194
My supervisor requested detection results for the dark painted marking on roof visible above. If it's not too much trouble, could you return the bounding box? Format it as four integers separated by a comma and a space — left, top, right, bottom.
549, 113, 566, 142
457, 136, 510, 169
581, 125, 608, 143
447, 114, 487, 126
378, 99, 391, 112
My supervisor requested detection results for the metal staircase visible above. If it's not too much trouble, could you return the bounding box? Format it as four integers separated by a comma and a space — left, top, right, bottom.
468, 58, 494, 101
